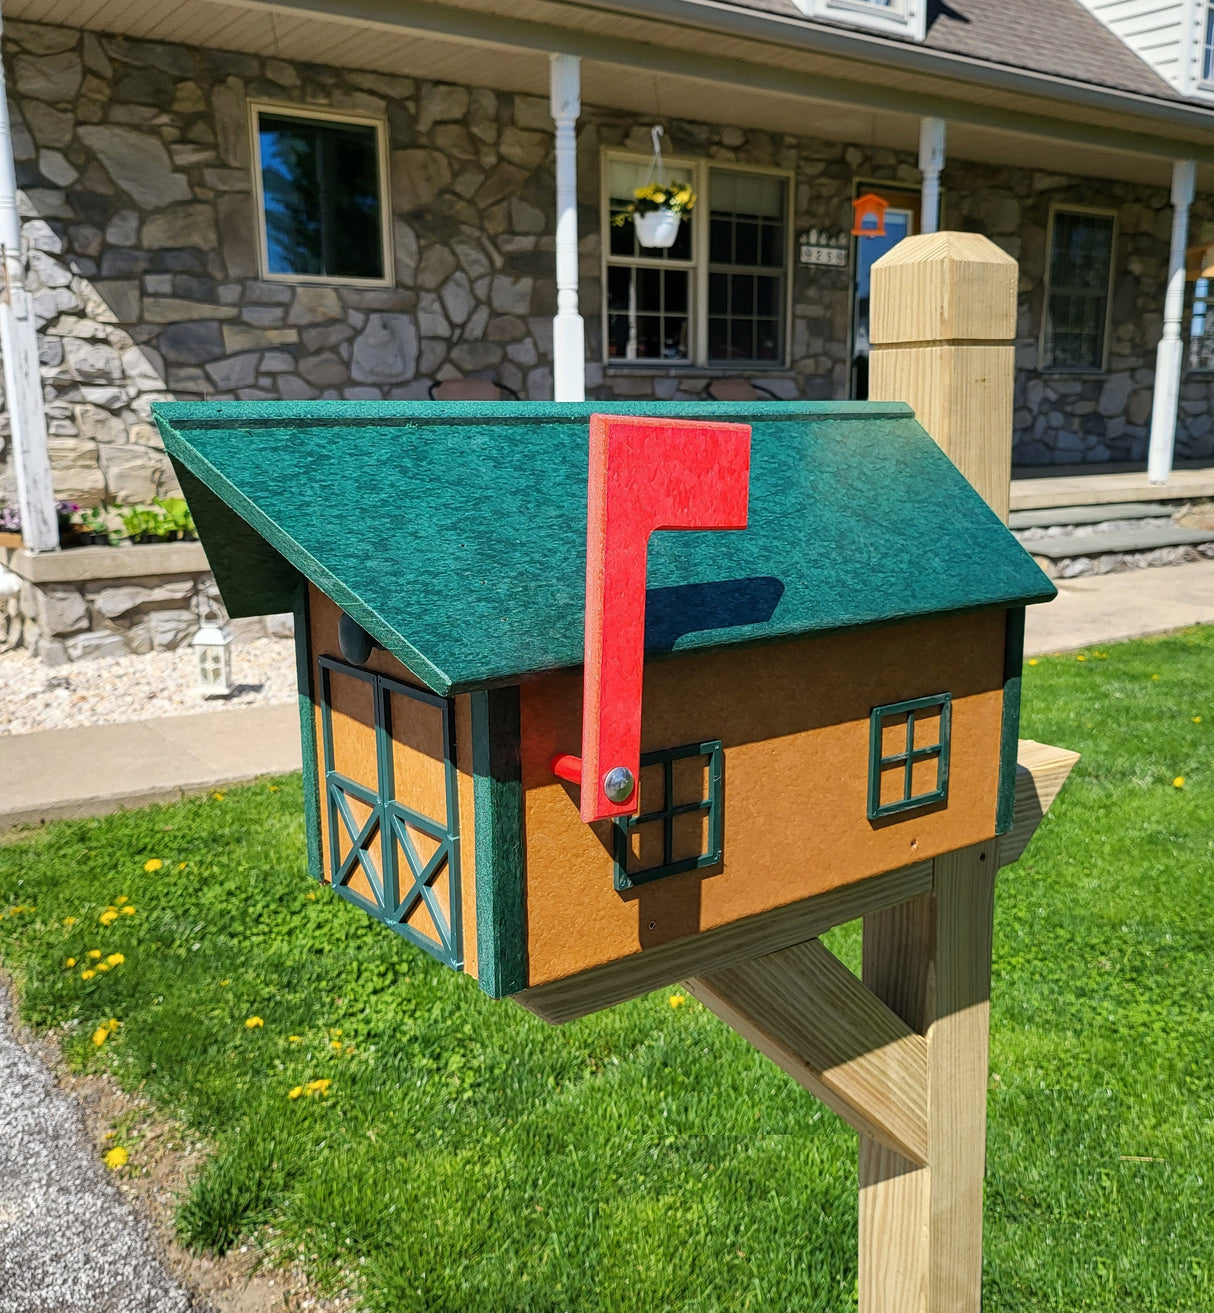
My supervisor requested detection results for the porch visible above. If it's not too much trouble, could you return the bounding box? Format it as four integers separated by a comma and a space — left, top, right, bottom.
2, 0, 1214, 571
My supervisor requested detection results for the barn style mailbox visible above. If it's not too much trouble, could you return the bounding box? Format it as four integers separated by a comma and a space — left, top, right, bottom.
155, 399, 1055, 1017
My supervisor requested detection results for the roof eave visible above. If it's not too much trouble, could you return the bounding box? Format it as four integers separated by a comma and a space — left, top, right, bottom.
565, 0, 1214, 141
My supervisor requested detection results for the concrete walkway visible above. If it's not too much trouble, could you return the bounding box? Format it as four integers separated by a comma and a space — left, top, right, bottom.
0, 701, 301, 830
1025, 558, 1214, 655
1, 561, 1213, 832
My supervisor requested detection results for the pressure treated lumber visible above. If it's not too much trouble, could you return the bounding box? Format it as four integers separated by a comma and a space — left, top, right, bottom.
515, 860, 932, 1024
868, 232, 1018, 523
689, 938, 929, 1165
517, 737, 1072, 1023
859, 842, 996, 1313
999, 739, 1080, 867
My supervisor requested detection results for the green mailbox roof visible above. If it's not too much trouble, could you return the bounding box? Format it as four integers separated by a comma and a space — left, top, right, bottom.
154, 400, 1054, 695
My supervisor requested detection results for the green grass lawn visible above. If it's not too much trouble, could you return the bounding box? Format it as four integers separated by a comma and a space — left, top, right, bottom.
1, 628, 1211, 1311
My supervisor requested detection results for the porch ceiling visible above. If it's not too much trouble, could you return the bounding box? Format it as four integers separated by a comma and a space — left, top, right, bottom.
5, 0, 1204, 190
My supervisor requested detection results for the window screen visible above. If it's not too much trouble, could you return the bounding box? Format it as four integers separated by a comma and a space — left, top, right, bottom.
258, 112, 384, 281
1044, 210, 1114, 371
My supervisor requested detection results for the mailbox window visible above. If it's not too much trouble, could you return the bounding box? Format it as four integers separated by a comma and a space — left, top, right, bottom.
318, 656, 462, 967
613, 740, 723, 890
868, 694, 951, 820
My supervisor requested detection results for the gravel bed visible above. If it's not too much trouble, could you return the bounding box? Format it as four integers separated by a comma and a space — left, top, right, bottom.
0, 986, 197, 1313
0, 639, 298, 737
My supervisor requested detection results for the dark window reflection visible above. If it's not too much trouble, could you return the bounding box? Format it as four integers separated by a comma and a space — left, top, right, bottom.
259, 114, 383, 280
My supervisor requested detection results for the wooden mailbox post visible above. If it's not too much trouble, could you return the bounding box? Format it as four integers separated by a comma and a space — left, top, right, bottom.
154, 232, 1075, 1312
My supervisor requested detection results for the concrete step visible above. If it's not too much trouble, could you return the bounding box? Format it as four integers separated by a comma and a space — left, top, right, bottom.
1009, 501, 1175, 531
1017, 522, 1214, 560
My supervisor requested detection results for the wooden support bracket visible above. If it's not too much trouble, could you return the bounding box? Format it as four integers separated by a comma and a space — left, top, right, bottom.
689, 939, 929, 1165
999, 738, 1080, 868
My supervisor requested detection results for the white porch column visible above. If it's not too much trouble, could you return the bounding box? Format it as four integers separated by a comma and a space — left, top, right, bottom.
918, 118, 946, 236
549, 52, 584, 402
1148, 158, 1197, 484
0, 6, 55, 550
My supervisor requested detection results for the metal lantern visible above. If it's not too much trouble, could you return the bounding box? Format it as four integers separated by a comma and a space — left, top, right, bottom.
192, 607, 233, 697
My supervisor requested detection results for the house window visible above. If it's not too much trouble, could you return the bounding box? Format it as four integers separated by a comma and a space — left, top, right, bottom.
1204, 2, 1214, 82
318, 656, 462, 966
604, 155, 789, 367
613, 740, 724, 890
868, 694, 951, 821
1042, 208, 1116, 372
253, 106, 391, 284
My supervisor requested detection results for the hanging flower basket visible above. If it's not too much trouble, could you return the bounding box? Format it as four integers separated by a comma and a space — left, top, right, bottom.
634, 206, 684, 249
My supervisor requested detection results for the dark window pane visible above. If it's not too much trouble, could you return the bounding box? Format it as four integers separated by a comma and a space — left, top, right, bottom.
667, 219, 693, 262
709, 272, 727, 314
636, 266, 662, 312
259, 113, 382, 280
663, 317, 688, 359
664, 270, 688, 313
759, 220, 784, 268
607, 313, 631, 358
734, 219, 759, 266
756, 320, 780, 360
756, 276, 777, 316
636, 315, 661, 358
708, 318, 728, 359
609, 207, 636, 257
730, 319, 754, 360
1045, 210, 1113, 369
710, 216, 732, 264
732, 274, 754, 315
607, 265, 632, 313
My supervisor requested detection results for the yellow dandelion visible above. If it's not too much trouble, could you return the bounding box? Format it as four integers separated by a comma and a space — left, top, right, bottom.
99, 909, 118, 927
329, 1029, 342, 1038
63, 916, 76, 928
86, 949, 102, 960
106, 954, 124, 966
92, 1025, 109, 1046
669, 993, 686, 1009
81, 970, 96, 980
331, 1040, 343, 1052
95, 962, 109, 973
303, 1078, 331, 1097
305, 892, 317, 901
287, 1086, 303, 1100
1027, 658, 1038, 666
288, 1035, 302, 1044
1174, 776, 1185, 789
120, 906, 136, 916
219, 980, 230, 987
115, 896, 128, 906
103, 1146, 128, 1170
1076, 655, 1086, 662
178, 862, 187, 871
1152, 674, 1160, 680
269, 785, 280, 793
211, 791, 226, 801
245, 1016, 264, 1029
65, 958, 76, 968
106, 1019, 120, 1033
1193, 716, 1202, 724
143, 859, 163, 873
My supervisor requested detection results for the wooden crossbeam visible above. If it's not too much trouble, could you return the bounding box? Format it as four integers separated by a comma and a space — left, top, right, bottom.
999, 739, 1080, 868
517, 738, 1077, 1025
688, 939, 929, 1164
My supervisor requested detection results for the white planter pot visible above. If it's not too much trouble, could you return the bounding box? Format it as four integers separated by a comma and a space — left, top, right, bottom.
634, 208, 682, 249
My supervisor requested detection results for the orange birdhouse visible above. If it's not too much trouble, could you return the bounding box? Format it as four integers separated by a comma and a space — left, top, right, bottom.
852, 193, 890, 237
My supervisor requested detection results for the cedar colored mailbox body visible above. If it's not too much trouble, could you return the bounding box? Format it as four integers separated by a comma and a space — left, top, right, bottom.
155, 399, 1054, 1018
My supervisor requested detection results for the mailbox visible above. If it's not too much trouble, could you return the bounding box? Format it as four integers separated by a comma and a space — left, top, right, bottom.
155, 400, 1054, 1018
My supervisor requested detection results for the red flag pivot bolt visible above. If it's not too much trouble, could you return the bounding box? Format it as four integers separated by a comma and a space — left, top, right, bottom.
550, 413, 752, 823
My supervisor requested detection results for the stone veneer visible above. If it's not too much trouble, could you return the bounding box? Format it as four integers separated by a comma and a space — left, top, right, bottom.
0, 17, 1212, 517
0, 541, 290, 663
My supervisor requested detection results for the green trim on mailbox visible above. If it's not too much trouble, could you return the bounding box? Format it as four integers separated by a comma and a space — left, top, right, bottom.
996, 607, 1026, 837
471, 687, 527, 998
293, 580, 323, 881
867, 694, 952, 821
613, 740, 724, 891
154, 401, 1056, 696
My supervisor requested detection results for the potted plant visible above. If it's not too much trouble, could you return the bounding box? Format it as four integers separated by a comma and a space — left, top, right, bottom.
154, 496, 197, 542
76, 504, 114, 547
120, 503, 169, 544
614, 181, 697, 250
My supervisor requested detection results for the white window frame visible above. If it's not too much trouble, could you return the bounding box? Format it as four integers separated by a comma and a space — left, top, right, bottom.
249, 101, 394, 288
1040, 203, 1118, 376
792, 0, 926, 42
600, 151, 794, 371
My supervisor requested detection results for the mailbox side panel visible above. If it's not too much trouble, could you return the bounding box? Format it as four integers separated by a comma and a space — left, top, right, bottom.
307, 585, 478, 977
519, 609, 1007, 989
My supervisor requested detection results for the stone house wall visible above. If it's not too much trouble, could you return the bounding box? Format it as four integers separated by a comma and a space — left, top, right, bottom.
0, 14, 1210, 524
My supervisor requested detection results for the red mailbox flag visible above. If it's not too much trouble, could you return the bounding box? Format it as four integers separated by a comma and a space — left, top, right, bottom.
552, 414, 752, 822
